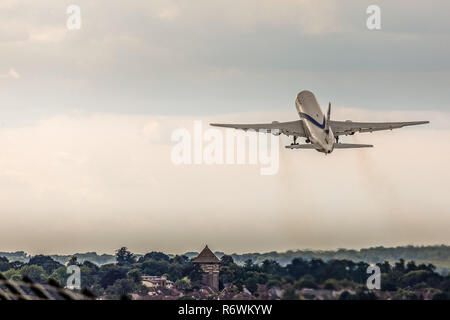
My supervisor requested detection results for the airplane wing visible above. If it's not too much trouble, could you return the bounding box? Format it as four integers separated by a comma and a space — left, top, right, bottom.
210, 120, 306, 137
330, 120, 429, 136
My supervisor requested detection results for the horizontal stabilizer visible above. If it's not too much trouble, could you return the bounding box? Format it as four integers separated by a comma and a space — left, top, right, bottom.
333, 143, 373, 149
285, 143, 373, 150
285, 144, 316, 149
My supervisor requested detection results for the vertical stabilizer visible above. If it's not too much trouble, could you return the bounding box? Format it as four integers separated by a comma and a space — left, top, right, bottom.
325, 102, 331, 134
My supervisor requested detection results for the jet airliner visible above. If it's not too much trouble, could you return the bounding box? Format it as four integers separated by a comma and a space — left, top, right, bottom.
210, 90, 429, 154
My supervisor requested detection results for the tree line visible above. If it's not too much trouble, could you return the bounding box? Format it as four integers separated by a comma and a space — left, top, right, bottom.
1, 247, 449, 299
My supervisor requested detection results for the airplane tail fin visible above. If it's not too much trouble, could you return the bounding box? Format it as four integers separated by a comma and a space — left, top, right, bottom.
325, 102, 331, 134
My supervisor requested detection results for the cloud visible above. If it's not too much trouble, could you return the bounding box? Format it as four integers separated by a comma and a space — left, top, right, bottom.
0, 109, 448, 254
0, 67, 20, 79
8, 68, 20, 79
0, 1, 449, 254
157, 4, 181, 21
0, 0, 450, 122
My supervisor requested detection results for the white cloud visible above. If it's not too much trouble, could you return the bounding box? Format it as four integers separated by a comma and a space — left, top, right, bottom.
157, 4, 181, 21
0, 67, 20, 79
141, 120, 161, 141
0, 109, 448, 254
28, 26, 67, 43
8, 67, 20, 79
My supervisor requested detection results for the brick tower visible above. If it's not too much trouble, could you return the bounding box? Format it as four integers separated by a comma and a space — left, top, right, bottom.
192, 245, 220, 292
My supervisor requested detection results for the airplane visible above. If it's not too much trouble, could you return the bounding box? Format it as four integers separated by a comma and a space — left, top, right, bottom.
210, 90, 429, 154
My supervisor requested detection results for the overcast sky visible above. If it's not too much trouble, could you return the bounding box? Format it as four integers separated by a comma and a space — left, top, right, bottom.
0, 1, 449, 255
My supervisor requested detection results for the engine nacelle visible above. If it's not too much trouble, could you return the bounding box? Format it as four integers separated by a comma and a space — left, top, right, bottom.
271, 121, 281, 135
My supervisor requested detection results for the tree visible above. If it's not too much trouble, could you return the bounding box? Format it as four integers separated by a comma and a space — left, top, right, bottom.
127, 269, 142, 284
377, 261, 392, 273
68, 256, 79, 266
244, 259, 256, 271
141, 260, 170, 277
28, 255, 62, 274
49, 266, 68, 287
294, 275, 317, 289
0, 256, 11, 272
99, 265, 127, 288
172, 255, 190, 265
220, 255, 235, 267
10, 261, 25, 270
286, 258, 309, 279
281, 287, 299, 300
244, 277, 258, 294
401, 270, 441, 288
140, 252, 170, 262
115, 247, 136, 266
12, 265, 48, 283
175, 277, 192, 290
80, 261, 100, 288
3, 268, 21, 281
105, 278, 136, 299
394, 259, 406, 273
323, 279, 337, 290
261, 259, 283, 275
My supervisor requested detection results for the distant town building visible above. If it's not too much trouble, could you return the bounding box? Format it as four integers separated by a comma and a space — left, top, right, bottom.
192, 245, 220, 292
142, 276, 173, 289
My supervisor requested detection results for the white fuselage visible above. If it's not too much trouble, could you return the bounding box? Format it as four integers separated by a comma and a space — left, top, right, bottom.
295, 90, 335, 153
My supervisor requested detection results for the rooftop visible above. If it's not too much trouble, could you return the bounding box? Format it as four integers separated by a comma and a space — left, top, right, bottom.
192, 245, 220, 264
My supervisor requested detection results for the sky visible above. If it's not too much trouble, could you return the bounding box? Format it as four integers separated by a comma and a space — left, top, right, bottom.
0, 0, 449, 255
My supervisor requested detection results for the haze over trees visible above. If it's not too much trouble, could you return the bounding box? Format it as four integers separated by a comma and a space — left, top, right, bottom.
1, 245, 448, 273
0, 246, 449, 300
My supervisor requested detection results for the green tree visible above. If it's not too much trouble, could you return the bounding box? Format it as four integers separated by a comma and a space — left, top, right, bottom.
67, 256, 79, 266
261, 259, 283, 275
105, 278, 136, 299
175, 277, 192, 290
80, 261, 100, 288
8, 265, 48, 283
115, 247, 136, 266
49, 266, 68, 287
244, 277, 258, 294
28, 255, 62, 274
281, 287, 299, 300
127, 269, 142, 284
3, 268, 21, 281
99, 265, 127, 288
220, 255, 235, 267
0, 256, 11, 272
244, 259, 256, 271
294, 275, 317, 289
140, 252, 170, 262
172, 255, 190, 265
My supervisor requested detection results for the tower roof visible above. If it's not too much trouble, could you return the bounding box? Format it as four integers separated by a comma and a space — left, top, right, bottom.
192, 245, 220, 264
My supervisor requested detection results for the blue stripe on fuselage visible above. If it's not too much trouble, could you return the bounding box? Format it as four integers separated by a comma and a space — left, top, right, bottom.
299, 112, 326, 129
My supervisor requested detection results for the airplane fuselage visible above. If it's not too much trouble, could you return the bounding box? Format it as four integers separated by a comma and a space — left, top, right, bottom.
295, 90, 335, 153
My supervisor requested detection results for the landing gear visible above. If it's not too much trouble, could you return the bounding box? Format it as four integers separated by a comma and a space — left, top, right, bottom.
335, 136, 339, 144
291, 136, 299, 146
305, 138, 311, 143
